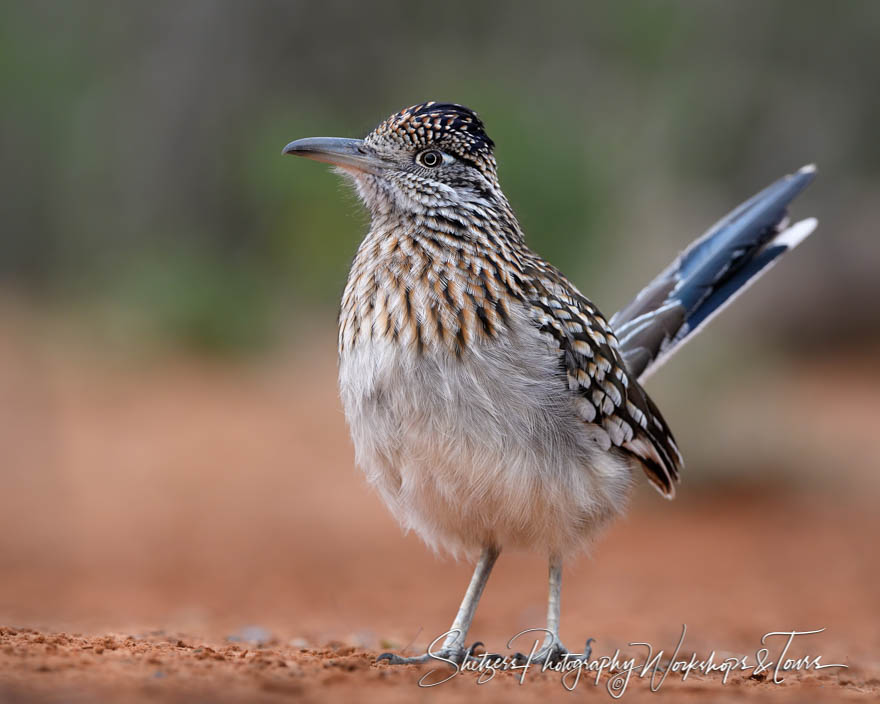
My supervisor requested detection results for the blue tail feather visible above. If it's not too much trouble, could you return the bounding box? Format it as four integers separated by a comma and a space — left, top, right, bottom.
612, 165, 818, 381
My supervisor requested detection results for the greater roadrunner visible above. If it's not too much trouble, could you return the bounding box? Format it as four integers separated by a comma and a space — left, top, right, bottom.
283, 102, 817, 665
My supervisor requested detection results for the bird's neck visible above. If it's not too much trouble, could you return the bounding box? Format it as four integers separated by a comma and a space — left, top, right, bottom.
339, 205, 532, 356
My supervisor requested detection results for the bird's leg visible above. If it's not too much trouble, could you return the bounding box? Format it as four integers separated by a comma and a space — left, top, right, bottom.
515, 556, 594, 665
376, 545, 500, 665
543, 555, 563, 650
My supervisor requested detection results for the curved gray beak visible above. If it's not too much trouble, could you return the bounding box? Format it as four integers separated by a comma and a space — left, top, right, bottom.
282, 137, 383, 175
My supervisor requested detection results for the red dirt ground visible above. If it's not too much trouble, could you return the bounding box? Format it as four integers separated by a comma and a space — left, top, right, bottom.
0, 324, 878, 702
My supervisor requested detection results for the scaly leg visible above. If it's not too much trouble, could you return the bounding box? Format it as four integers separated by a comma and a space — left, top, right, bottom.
376, 545, 500, 665
515, 556, 594, 664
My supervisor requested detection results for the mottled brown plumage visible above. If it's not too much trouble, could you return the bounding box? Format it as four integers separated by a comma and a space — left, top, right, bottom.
339, 102, 681, 496
282, 102, 817, 665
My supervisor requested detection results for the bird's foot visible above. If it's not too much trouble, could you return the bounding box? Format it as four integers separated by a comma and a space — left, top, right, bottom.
514, 637, 594, 666
376, 640, 487, 666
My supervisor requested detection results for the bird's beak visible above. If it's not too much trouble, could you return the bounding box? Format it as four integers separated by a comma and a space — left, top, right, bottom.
282, 137, 384, 175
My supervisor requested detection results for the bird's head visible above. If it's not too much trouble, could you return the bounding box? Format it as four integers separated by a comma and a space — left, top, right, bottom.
283, 102, 504, 218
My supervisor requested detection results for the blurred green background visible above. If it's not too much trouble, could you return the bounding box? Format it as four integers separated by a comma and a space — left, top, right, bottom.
3, 1, 878, 354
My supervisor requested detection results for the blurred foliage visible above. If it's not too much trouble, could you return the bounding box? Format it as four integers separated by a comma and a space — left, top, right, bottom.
1, 1, 878, 353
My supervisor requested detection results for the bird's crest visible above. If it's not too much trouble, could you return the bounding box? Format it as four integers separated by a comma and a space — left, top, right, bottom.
366, 101, 497, 176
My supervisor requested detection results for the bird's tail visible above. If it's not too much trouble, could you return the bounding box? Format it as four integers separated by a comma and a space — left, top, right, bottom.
611, 165, 818, 381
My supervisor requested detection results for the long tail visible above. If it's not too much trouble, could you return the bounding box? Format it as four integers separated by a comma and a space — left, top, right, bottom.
611, 165, 818, 381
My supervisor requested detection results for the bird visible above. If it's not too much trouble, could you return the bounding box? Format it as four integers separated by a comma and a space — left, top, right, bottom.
282, 101, 817, 665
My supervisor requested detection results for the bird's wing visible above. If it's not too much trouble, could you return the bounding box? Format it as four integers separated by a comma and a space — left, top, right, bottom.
527, 264, 683, 497
611, 165, 818, 381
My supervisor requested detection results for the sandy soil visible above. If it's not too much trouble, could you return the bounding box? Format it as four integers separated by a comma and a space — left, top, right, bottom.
0, 324, 878, 701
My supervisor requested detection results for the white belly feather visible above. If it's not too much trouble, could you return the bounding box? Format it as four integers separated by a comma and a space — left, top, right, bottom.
338, 307, 634, 558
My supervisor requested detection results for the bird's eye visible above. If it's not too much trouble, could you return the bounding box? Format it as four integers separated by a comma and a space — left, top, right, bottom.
417, 150, 443, 168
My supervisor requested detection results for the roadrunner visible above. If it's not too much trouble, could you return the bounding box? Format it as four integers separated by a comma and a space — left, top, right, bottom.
283, 102, 817, 664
